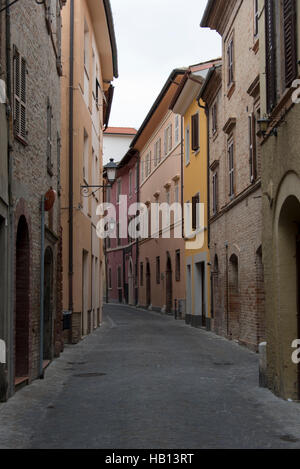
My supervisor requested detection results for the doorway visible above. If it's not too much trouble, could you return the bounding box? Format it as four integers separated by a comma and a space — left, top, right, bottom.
195, 261, 206, 327
15, 216, 30, 381
166, 255, 173, 314
146, 261, 151, 308
43, 247, 53, 361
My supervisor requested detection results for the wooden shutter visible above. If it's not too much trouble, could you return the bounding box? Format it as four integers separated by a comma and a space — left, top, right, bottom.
228, 142, 234, 196
192, 194, 200, 230
191, 113, 199, 151
44, 0, 51, 33
213, 173, 218, 215
14, 48, 26, 141
249, 113, 257, 182
56, 0, 63, 76
265, 0, 277, 113
283, 0, 298, 88
47, 98, 52, 170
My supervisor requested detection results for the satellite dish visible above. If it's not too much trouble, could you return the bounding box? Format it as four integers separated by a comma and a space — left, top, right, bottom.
44, 188, 57, 212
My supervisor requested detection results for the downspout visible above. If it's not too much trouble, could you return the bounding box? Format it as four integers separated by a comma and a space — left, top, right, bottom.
136, 153, 140, 306
180, 116, 184, 239
39, 196, 45, 378
226, 242, 229, 337
68, 0, 74, 340
6, 0, 14, 396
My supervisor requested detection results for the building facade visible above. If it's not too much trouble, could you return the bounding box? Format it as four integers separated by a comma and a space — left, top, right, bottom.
0, 2, 9, 401
259, 0, 300, 400
200, 0, 265, 351
4, 0, 66, 396
170, 61, 220, 330
61, 0, 118, 343
103, 127, 137, 165
105, 150, 139, 306
131, 69, 186, 315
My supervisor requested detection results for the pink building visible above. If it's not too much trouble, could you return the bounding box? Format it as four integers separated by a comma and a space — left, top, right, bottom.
105, 149, 139, 305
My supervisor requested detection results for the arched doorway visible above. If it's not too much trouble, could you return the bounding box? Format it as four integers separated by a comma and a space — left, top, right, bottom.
44, 247, 53, 361
255, 246, 265, 345
15, 216, 30, 381
277, 195, 300, 398
228, 254, 240, 341
166, 254, 173, 315
128, 258, 134, 306
146, 260, 151, 308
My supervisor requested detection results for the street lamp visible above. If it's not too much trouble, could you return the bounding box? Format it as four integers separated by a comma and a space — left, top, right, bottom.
105, 158, 118, 184
81, 158, 118, 198
257, 117, 278, 138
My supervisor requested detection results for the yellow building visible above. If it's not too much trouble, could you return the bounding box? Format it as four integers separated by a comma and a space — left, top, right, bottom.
170, 61, 219, 329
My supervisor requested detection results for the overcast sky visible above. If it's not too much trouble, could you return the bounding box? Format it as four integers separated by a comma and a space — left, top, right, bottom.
108, 0, 221, 130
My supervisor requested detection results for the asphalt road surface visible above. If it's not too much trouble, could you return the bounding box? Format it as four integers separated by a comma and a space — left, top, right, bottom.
1, 304, 300, 449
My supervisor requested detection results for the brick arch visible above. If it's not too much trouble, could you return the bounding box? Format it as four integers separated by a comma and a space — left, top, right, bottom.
228, 253, 240, 341
14, 199, 32, 383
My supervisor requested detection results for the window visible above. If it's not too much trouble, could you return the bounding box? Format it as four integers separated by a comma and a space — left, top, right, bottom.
108, 268, 112, 290
248, 113, 257, 182
145, 152, 151, 177
117, 178, 122, 204
154, 139, 161, 167
84, 18, 89, 73
212, 102, 217, 135
212, 172, 218, 215
117, 266, 122, 289
185, 125, 190, 165
164, 124, 172, 156
57, 133, 61, 195
192, 194, 200, 231
129, 170, 133, 197
140, 262, 144, 286
13, 47, 27, 142
156, 257, 160, 284
228, 139, 234, 197
227, 37, 234, 86
254, 0, 259, 37
83, 129, 89, 183
175, 250, 181, 282
174, 181, 179, 203
175, 115, 180, 144
166, 189, 170, 205
283, 0, 298, 88
141, 160, 144, 182
106, 186, 111, 204
117, 222, 121, 246
47, 98, 53, 174
191, 113, 199, 151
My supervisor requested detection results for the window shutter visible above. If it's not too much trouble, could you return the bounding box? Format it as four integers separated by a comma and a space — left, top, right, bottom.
191, 114, 199, 151
44, 0, 51, 33
283, 0, 298, 88
164, 129, 168, 156
168, 124, 172, 151
192, 194, 199, 230
56, 0, 63, 76
265, 0, 277, 113
14, 48, 27, 141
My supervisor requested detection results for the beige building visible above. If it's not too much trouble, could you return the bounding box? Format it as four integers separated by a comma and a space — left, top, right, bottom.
131, 69, 186, 315
61, 0, 118, 342
200, 0, 265, 351
258, 0, 300, 400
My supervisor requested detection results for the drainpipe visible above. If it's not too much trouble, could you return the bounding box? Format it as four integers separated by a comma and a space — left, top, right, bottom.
6, 0, 14, 396
68, 0, 74, 339
136, 153, 140, 306
180, 116, 184, 239
39, 196, 45, 378
225, 242, 229, 337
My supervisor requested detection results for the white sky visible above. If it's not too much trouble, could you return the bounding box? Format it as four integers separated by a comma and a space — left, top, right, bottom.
109, 0, 221, 130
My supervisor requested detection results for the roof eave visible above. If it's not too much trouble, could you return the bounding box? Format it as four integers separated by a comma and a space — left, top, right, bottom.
103, 0, 119, 79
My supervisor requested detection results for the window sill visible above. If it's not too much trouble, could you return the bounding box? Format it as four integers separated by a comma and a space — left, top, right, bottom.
227, 82, 236, 100
14, 133, 28, 147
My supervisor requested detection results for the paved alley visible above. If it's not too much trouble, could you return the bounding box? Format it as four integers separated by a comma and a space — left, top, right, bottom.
1, 304, 300, 449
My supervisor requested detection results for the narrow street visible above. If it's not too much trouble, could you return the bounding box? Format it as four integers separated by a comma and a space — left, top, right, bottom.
1, 304, 300, 449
